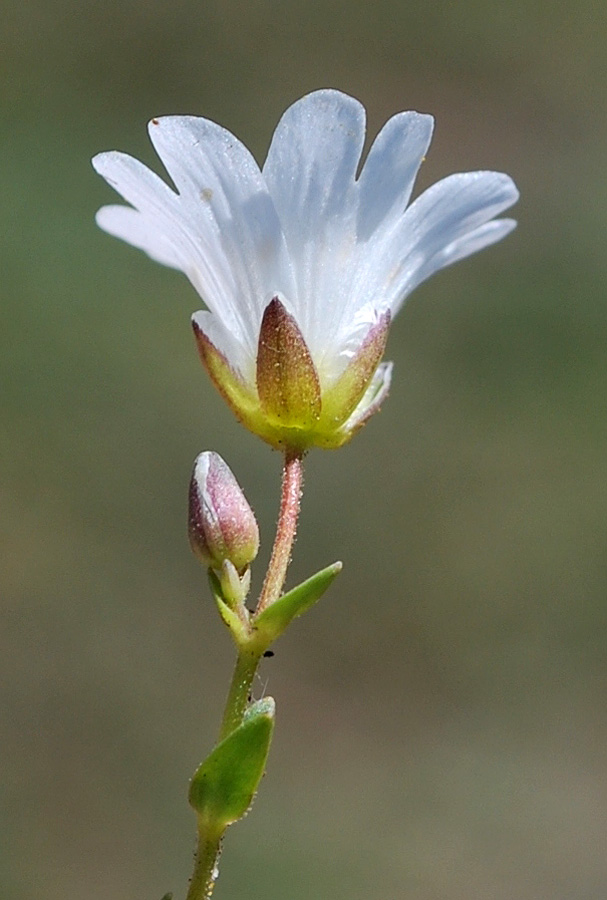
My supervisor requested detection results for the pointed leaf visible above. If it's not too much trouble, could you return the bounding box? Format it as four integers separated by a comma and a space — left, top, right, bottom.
189, 698, 275, 828
254, 561, 342, 644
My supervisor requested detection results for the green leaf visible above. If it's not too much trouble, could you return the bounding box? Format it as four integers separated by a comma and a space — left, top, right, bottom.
253, 561, 342, 645
189, 698, 275, 829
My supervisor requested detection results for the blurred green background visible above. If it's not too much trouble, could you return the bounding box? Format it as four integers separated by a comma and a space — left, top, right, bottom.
2, 1, 606, 898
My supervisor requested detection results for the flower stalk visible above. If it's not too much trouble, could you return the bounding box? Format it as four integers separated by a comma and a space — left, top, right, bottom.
256, 452, 303, 614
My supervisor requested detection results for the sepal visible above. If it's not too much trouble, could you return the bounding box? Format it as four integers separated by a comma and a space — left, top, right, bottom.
189, 697, 276, 829
192, 304, 392, 452
208, 569, 250, 646
256, 297, 321, 429
319, 311, 390, 431
338, 361, 393, 439
192, 317, 261, 433
253, 561, 342, 646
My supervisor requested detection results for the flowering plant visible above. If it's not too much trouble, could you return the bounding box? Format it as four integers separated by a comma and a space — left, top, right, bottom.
93, 89, 517, 899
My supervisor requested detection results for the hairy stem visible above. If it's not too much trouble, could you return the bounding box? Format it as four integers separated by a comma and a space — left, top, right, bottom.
256, 452, 303, 614
218, 647, 262, 741
185, 826, 222, 900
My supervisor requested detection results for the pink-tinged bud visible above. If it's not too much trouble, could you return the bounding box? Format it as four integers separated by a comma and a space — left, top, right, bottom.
188, 452, 259, 573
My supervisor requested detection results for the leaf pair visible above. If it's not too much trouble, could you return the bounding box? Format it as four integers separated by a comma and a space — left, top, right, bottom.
212, 560, 343, 651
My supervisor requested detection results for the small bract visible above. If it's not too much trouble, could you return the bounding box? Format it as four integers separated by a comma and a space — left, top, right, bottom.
93, 90, 518, 452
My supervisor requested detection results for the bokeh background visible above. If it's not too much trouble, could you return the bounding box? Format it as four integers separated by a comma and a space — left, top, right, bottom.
2, 1, 606, 898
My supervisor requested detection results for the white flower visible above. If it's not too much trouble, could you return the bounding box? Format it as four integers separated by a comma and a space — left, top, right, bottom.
93, 89, 518, 451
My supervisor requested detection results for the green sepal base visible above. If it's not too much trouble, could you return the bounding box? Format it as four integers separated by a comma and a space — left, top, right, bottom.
189, 698, 275, 830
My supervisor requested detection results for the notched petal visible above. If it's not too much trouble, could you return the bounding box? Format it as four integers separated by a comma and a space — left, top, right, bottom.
320, 310, 391, 429
256, 298, 321, 429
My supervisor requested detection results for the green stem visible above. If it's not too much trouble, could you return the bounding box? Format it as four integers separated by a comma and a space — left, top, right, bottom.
184, 451, 304, 900
218, 647, 263, 741
185, 825, 222, 900
185, 648, 261, 900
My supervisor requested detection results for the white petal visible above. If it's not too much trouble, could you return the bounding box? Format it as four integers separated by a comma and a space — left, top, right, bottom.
147, 116, 294, 352
93, 150, 237, 329
93, 151, 178, 220
426, 218, 517, 272
94, 130, 294, 356
96, 205, 184, 269
356, 111, 434, 242
359, 171, 519, 314
263, 90, 367, 358
263, 89, 365, 227
322, 110, 433, 365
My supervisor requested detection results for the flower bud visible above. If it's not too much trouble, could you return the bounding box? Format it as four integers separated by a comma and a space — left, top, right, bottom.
188, 452, 259, 573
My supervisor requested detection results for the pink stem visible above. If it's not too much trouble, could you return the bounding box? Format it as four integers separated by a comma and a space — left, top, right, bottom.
256, 453, 303, 614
